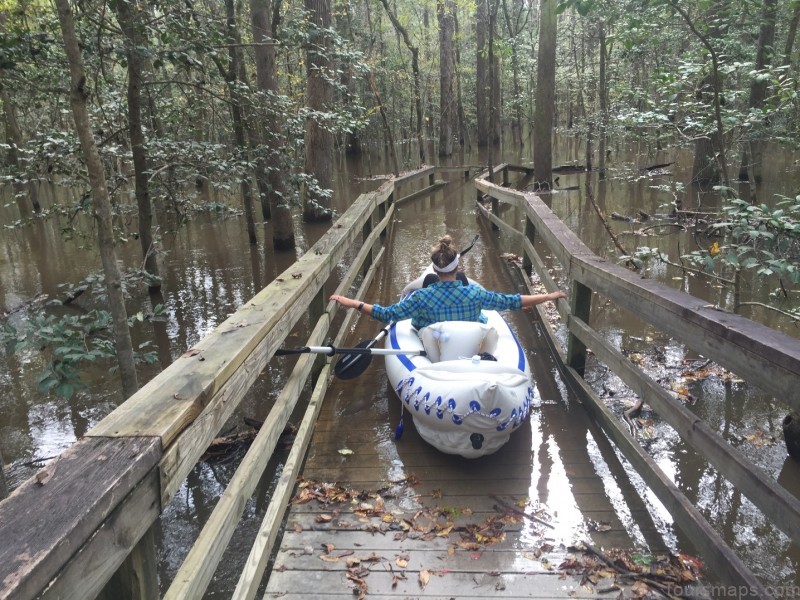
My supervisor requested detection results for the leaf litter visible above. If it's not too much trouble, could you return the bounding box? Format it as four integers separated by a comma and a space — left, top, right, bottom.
287, 477, 704, 598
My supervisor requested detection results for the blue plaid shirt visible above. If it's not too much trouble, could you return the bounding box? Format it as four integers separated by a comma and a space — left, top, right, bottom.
371, 281, 522, 329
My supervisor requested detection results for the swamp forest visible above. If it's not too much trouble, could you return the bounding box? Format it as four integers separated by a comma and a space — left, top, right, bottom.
3, 0, 800, 595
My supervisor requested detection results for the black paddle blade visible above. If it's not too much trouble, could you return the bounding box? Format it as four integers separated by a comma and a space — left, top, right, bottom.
334, 339, 374, 379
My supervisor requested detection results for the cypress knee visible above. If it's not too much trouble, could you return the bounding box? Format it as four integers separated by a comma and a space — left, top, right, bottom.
783, 413, 800, 460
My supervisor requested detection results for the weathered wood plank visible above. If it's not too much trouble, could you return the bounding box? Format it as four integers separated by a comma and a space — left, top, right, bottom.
40, 469, 161, 600
273, 546, 567, 574
0, 437, 160, 600
480, 180, 800, 405
233, 364, 334, 599
396, 180, 447, 204
88, 186, 388, 447
162, 324, 331, 599
266, 569, 625, 598
570, 314, 800, 545
562, 367, 771, 598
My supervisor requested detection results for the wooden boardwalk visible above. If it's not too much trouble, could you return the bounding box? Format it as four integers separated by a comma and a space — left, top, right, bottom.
265, 316, 675, 599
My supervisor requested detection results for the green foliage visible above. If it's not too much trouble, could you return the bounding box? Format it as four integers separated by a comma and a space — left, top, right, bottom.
682, 194, 800, 287
1, 306, 164, 400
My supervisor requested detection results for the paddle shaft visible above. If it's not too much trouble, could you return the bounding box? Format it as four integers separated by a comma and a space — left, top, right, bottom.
277, 345, 426, 357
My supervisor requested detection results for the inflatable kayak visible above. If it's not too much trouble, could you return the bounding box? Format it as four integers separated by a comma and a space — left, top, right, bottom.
384, 269, 536, 458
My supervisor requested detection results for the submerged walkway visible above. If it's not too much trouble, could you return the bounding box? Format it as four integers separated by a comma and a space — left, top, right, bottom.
265, 303, 680, 599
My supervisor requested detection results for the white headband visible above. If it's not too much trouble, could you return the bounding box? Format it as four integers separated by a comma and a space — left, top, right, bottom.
432, 254, 459, 273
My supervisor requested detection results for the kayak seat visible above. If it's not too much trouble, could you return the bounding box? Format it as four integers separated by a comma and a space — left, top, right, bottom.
419, 321, 498, 363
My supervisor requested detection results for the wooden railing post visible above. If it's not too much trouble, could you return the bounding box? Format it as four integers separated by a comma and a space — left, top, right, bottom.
502, 166, 509, 187
362, 213, 374, 277
523, 219, 535, 276
98, 525, 158, 600
0, 449, 8, 500
566, 281, 592, 376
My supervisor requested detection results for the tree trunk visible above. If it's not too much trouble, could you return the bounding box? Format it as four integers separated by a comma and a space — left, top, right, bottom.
378, 0, 425, 165
250, 0, 295, 250
369, 74, 400, 175
55, 0, 139, 399
741, 0, 777, 186
224, 0, 258, 242
598, 20, 608, 179
783, 2, 800, 67
533, 0, 557, 188
304, 0, 335, 222
1, 88, 41, 213
490, 1, 502, 146
115, 0, 161, 290
438, 0, 455, 157
453, 11, 471, 150
501, 0, 529, 148
670, 0, 730, 187
476, 0, 489, 147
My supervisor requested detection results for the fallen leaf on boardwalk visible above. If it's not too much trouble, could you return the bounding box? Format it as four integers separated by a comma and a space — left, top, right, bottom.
292, 523, 302, 533
396, 557, 408, 568
419, 569, 431, 588
345, 572, 368, 599
391, 573, 407, 588
744, 431, 776, 446
321, 543, 335, 554
338, 448, 354, 455
470, 551, 483, 560
291, 272, 303, 279
361, 552, 384, 563
319, 554, 339, 562
631, 580, 650, 597
181, 348, 201, 358
431, 489, 442, 499
315, 514, 333, 523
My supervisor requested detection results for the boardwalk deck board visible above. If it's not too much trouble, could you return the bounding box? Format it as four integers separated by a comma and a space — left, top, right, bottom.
265, 344, 672, 598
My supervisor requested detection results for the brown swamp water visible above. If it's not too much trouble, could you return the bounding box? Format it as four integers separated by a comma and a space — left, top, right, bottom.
2, 133, 800, 595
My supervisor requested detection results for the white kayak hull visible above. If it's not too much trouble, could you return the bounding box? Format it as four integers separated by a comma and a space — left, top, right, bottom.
385, 309, 535, 458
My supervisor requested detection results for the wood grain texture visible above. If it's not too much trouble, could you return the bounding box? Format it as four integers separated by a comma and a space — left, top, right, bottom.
0, 437, 160, 600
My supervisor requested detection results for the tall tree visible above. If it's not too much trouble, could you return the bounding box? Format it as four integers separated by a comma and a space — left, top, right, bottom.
533, 0, 557, 188
54, 0, 139, 399
668, 0, 730, 187
740, 0, 778, 185
0, 12, 41, 214
476, 0, 489, 147
502, 0, 531, 148
438, 0, 456, 157
225, 0, 258, 243
303, 0, 335, 222
379, 0, 425, 165
250, 0, 296, 249
115, 0, 162, 290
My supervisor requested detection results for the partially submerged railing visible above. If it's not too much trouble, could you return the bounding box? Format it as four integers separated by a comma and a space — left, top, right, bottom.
0, 167, 439, 600
476, 167, 800, 599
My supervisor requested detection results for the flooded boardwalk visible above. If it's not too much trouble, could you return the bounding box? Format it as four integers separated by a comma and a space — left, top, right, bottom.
265, 308, 676, 599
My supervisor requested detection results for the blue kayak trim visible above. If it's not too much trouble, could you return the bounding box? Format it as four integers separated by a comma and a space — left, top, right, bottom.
389, 322, 417, 372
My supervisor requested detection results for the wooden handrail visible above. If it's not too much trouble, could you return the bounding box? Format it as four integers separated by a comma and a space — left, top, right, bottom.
0, 166, 439, 600
476, 168, 800, 599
